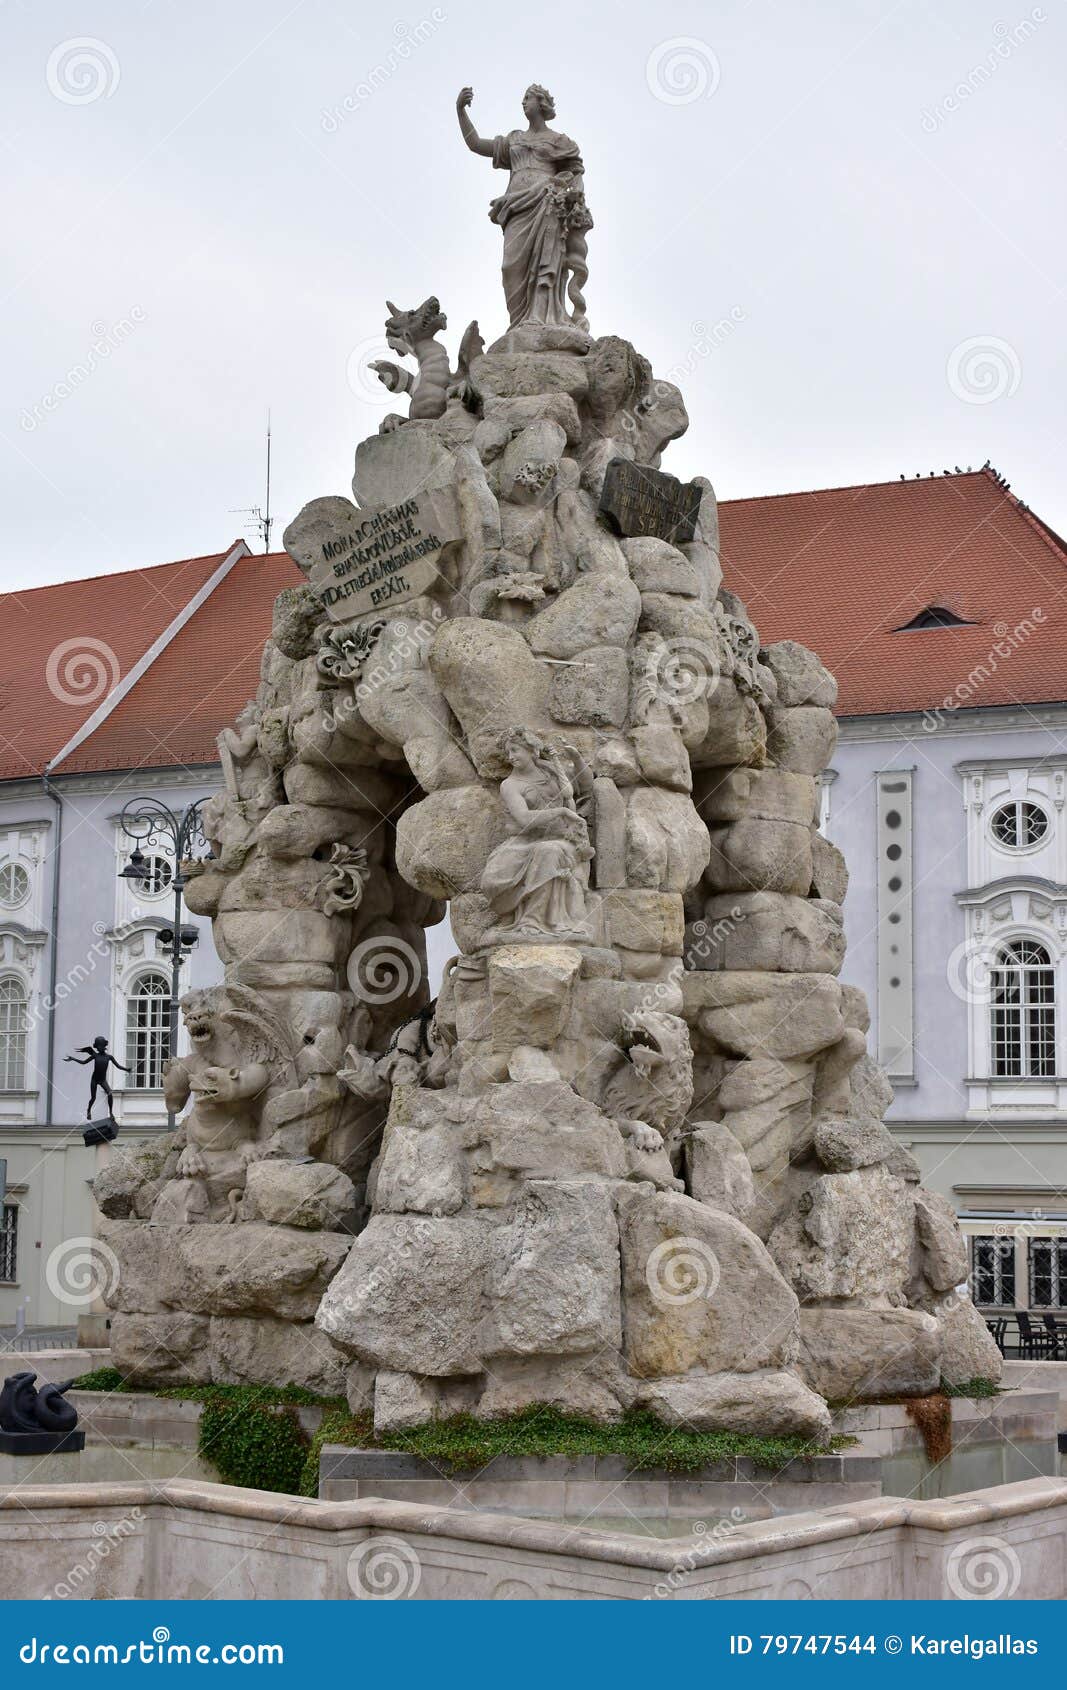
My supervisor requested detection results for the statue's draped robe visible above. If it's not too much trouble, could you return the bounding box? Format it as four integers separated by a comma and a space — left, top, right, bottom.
480, 768, 590, 938
490, 128, 585, 327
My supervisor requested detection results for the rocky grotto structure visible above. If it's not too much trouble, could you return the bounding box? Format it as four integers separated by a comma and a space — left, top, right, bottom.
94, 84, 1001, 1440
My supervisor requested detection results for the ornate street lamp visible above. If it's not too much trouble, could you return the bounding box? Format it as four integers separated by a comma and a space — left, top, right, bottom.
118, 798, 210, 1128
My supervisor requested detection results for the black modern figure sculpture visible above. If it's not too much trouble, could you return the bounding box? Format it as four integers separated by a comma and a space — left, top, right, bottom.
65, 1036, 128, 1145
0, 1370, 84, 1454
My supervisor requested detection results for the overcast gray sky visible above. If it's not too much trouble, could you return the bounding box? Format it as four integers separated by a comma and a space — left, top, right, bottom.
3, 0, 1064, 592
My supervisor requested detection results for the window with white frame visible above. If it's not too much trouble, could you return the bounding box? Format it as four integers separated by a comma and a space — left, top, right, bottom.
970, 1235, 1016, 1307
0, 1202, 17, 1282
1029, 1238, 1067, 1309
0, 863, 30, 910
125, 971, 170, 1089
137, 855, 173, 897
990, 939, 1056, 1078
991, 800, 1049, 851
0, 975, 28, 1090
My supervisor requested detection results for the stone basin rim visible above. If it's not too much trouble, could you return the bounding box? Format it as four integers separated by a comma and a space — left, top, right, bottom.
1, 1476, 1065, 1574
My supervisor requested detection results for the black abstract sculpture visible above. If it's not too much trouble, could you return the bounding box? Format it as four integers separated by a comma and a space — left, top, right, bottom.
0, 1370, 85, 1455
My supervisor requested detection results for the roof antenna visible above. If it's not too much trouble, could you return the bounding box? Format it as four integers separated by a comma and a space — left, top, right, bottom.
263, 409, 273, 555
230, 410, 274, 554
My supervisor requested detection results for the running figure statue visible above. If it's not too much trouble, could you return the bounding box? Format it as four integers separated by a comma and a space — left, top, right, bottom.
65, 1037, 129, 1122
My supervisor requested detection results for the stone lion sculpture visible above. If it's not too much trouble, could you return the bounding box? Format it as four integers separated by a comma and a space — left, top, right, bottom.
603, 1009, 694, 1154
154, 986, 298, 1223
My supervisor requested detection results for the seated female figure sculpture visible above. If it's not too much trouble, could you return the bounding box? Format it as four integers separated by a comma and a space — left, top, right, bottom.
481, 728, 594, 943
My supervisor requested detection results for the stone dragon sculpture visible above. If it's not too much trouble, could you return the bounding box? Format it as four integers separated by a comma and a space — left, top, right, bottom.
371, 296, 483, 426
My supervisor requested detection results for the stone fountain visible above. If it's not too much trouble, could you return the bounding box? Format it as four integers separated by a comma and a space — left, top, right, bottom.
93, 82, 1001, 1440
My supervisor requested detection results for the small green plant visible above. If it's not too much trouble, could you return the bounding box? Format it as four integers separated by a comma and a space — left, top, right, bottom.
298, 1403, 847, 1495
69, 1367, 128, 1393
197, 1388, 311, 1495
73, 1378, 849, 1498
942, 1377, 1001, 1399
299, 1407, 371, 1496
384, 1407, 836, 1472
72, 1371, 335, 1408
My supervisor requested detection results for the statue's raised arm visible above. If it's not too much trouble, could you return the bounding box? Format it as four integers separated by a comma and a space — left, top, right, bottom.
455, 86, 494, 156
457, 82, 592, 335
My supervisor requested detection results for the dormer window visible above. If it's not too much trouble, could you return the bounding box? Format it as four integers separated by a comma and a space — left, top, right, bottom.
894, 605, 974, 630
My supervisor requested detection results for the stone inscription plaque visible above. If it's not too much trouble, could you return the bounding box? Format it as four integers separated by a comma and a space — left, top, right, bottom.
599, 457, 702, 546
284, 491, 461, 622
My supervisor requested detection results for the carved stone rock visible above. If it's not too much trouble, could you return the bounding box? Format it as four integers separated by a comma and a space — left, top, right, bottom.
797, 1308, 941, 1402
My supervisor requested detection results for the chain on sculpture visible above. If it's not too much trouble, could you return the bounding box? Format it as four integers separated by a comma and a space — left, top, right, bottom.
93, 87, 1000, 1435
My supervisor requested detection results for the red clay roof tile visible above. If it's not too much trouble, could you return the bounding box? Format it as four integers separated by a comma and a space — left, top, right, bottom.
3, 467, 1064, 784
66, 551, 298, 773
0, 549, 238, 781
717, 468, 1067, 717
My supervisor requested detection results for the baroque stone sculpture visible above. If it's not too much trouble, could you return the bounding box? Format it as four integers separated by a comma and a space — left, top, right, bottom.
481, 729, 594, 944
371, 297, 484, 429
95, 86, 1000, 1430
457, 83, 591, 338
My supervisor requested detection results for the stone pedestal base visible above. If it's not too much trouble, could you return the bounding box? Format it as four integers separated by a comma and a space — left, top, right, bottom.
0, 1428, 85, 1456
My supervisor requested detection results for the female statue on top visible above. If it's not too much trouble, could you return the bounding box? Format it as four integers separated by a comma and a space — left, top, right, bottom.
456, 83, 592, 332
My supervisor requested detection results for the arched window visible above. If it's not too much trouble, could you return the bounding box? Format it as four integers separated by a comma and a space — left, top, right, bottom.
125, 971, 170, 1089
0, 975, 28, 1091
991, 940, 1056, 1078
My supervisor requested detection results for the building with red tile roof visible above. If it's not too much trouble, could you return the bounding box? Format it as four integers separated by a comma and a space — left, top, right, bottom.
718, 466, 1067, 719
